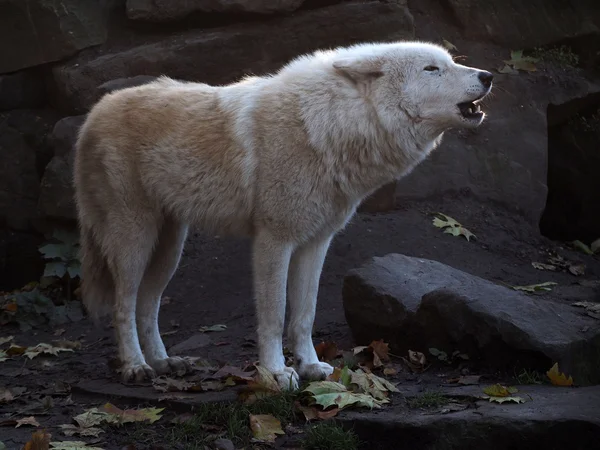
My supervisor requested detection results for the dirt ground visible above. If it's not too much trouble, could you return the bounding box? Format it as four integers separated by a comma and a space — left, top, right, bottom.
2, 192, 599, 449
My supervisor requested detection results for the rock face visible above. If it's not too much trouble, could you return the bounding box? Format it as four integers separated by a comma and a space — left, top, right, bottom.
52, 2, 415, 113
342, 254, 600, 385
0, 71, 45, 111
38, 116, 86, 221
445, 0, 600, 48
0, 0, 108, 74
127, 0, 305, 21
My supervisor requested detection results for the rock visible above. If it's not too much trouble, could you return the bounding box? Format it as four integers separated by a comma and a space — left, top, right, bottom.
0, 71, 45, 111
52, 1, 415, 113
169, 334, 211, 355
0, 0, 109, 74
38, 116, 86, 221
342, 254, 600, 385
127, 0, 305, 22
0, 229, 44, 291
445, 0, 600, 48
0, 123, 41, 230
213, 438, 235, 450
338, 385, 600, 450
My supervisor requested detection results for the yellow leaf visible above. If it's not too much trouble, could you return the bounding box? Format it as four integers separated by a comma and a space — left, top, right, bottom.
249, 414, 284, 443
546, 363, 573, 386
488, 396, 526, 404
442, 39, 457, 51
483, 384, 518, 397
432, 213, 476, 241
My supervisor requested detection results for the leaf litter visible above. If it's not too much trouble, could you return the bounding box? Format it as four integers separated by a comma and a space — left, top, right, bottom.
432, 213, 476, 241
481, 384, 525, 404
249, 414, 285, 443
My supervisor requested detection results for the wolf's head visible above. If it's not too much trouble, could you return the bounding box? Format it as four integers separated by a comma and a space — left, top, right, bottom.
332, 41, 493, 133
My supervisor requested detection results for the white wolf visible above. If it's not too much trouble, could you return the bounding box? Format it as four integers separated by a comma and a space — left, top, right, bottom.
73, 41, 492, 390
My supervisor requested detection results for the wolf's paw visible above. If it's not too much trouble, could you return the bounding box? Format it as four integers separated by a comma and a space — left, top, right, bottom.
121, 363, 157, 382
273, 367, 300, 391
148, 356, 191, 376
298, 361, 334, 381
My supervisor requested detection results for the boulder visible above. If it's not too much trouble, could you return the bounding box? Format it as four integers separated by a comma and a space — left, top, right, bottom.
127, 0, 305, 22
0, 230, 45, 291
52, 1, 415, 113
342, 253, 600, 385
0, 71, 45, 111
38, 116, 86, 221
0, 0, 108, 74
445, 0, 600, 49
97, 75, 158, 98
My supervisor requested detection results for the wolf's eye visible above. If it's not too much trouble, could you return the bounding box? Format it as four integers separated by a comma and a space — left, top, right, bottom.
424, 65, 439, 72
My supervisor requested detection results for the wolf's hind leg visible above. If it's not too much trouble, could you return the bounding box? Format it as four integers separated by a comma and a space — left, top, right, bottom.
137, 217, 189, 375
105, 213, 160, 382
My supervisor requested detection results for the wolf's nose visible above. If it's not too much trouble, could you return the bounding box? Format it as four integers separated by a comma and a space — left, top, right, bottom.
478, 71, 494, 88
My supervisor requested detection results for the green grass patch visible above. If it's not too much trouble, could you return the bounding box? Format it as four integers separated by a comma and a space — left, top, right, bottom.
515, 368, 545, 385
406, 390, 449, 409
302, 422, 361, 450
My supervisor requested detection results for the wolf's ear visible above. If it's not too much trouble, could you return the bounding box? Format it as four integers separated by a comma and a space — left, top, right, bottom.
332, 57, 383, 82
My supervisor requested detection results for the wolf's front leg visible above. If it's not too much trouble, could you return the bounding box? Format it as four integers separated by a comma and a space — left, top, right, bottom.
253, 231, 298, 390
287, 235, 334, 381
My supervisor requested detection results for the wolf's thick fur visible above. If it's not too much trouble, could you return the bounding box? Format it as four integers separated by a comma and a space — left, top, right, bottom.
74, 41, 492, 388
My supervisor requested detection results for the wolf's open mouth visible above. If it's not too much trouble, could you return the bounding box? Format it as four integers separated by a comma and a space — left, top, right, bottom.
457, 101, 483, 119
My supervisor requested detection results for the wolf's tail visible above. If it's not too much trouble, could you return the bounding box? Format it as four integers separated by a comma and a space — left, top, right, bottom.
79, 225, 115, 322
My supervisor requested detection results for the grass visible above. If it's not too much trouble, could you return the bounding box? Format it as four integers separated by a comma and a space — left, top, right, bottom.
532, 45, 579, 68
515, 368, 545, 385
406, 390, 449, 409
163, 392, 298, 449
302, 422, 361, 450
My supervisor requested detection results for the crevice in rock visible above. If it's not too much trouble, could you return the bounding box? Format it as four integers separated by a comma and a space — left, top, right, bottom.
540, 92, 600, 242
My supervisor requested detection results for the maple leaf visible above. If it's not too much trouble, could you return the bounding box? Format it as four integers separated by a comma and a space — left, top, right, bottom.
240, 365, 282, 404
401, 350, 427, 373
314, 341, 339, 362
509, 282, 557, 293
60, 424, 104, 438
442, 39, 457, 51
23, 430, 51, 450
16, 416, 40, 428
432, 213, 476, 241
198, 324, 227, 333
24, 343, 74, 359
487, 396, 526, 404
99, 403, 163, 424
211, 365, 255, 381
503, 50, 539, 72
483, 384, 518, 397
0, 336, 13, 346
152, 377, 194, 392
571, 301, 600, 319
531, 262, 557, 271
0, 387, 14, 403
568, 263, 585, 276
294, 401, 340, 421
50, 442, 104, 450
249, 414, 285, 443
72, 409, 114, 428
6, 344, 27, 356
546, 362, 574, 386
303, 380, 387, 410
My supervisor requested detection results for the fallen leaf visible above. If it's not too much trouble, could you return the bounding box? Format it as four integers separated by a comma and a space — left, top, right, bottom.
503, 50, 539, 72
429, 347, 448, 361
483, 384, 518, 397
315, 341, 339, 362
152, 377, 194, 393
402, 350, 427, 373
0, 336, 13, 346
60, 424, 104, 438
99, 403, 163, 424
532, 262, 557, 271
49, 442, 104, 450
572, 301, 600, 317
369, 340, 390, 365
72, 409, 114, 428
23, 430, 51, 450
510, 282, 557, 293
0, 388, 14, 403
160, 330, 178, 337
160, 296, 173, 305
249, 414, 285, 443
303, 380, 387, 410
568, 264, 586, 276
432, 213, 476, 241
53, 329, 66, 337
591, 238, 600, 254
24, 343, 74, 359
487, 396, 526, 404
546, 362, 574, 386
295, 401, 340, 421
0, 350, 7, 362
198, 324, 227, 333
211, 365, 255, 382
7, 344, 27, 356
16, 416, 41, 428
497, 64, 518, 74
449, 375, 481, 385
53, 340, 82, 350
383, 367, 397, 376
440, 402, 468, 413
571, 240, 593, 255
442, 39, 457, 51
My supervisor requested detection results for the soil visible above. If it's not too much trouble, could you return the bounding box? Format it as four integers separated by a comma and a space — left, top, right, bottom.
2, 193, 599, 449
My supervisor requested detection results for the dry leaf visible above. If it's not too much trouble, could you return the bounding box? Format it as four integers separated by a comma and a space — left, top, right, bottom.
568, 264, 586, 276
383, 367, 397, 376
295, 401, 339, 421
546, 362, 574, 386
487, 396, 525, 404
571, 240, 593, 255
442, 39, 457, 51
23, 430, 51, 450
249, 414, 285, 443
402, 350, 427, 373
53, 329, 66, 337
60, 424, 104, 438
198, 324, 227, 333
314, 341, 339, 362
16, 416, 41, 428
503, 50, 539, 72
510, 282, 557, 293
24, 343, 74, 359
0, 350, 7, 362
483, 384, 518, 397
49, 442, 104, 450
432, 213, 476, 241
531, 262, 557, 271
572, 301, 600, 319
0, 336, 13, 346
0, 388, 14, 403
99, 403, 163, 424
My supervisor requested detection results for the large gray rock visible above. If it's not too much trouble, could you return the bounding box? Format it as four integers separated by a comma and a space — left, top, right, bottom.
0, 71, 45, 111
52, 1, 415, 113
0, 0, 108, 74
342, 254, 600, 385
127, 0, 305, 21
38, 116, 86, 221
445, 0, 600, 48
